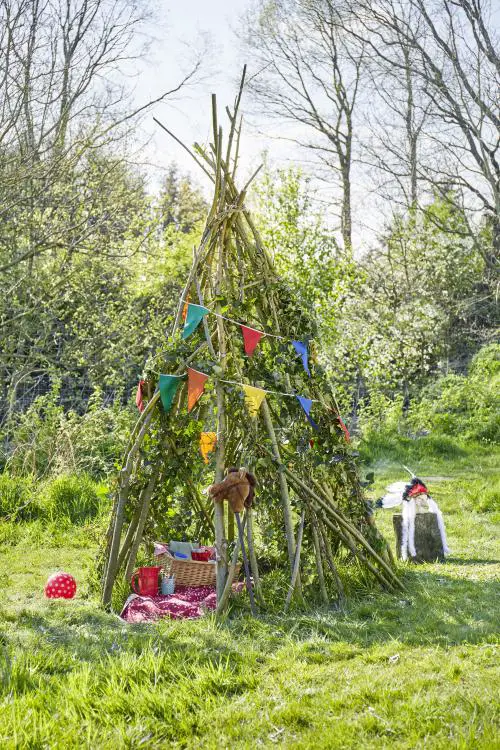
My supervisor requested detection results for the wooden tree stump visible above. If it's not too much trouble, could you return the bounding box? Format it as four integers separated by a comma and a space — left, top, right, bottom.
393, 512, 445, 562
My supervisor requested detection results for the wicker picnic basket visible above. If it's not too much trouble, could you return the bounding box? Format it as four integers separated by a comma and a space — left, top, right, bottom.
157, 553, 240, 587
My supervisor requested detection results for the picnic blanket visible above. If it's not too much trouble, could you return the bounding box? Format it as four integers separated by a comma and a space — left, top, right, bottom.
120, 583, 244, 623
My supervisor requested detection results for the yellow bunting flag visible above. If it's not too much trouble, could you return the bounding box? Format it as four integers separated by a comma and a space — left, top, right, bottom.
200, 432, 217, 464
242, 384, 266, 417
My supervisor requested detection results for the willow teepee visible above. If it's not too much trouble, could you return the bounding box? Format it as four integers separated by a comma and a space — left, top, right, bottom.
101, 70, 402, 611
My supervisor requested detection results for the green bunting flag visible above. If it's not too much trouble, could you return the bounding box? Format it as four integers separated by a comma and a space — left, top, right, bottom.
159, 374, 183, 412
182, 303, 210, 339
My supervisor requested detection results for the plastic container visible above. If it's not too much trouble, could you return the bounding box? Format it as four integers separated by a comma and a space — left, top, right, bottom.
161, 575, 175, 595
191, 549, 212, 562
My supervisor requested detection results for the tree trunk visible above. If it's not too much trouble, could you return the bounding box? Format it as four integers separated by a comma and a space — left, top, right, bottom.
393, 512, 445, 561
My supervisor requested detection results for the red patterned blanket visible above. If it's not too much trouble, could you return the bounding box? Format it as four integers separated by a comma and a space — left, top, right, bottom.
120, 583, 243, 623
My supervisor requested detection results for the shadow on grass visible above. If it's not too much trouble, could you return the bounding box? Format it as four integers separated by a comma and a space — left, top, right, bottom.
9, 603, 248, 673
3, 551, 498, 683
358, 433, 471, 465
287, 567, 500, 649
445, 557, 499, 566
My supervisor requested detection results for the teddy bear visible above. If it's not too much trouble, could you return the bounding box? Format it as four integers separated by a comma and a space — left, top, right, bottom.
208, 467, 256, 514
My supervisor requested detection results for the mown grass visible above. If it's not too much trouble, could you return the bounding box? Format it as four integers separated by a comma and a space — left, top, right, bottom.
0, 439, 498, 749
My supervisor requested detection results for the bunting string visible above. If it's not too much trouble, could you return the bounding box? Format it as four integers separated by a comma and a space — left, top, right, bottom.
181, 299, 287, 340
180, 300, 311, 374
217, 377, 320, 402
135, 297, 350, 438
136, 371, 348, 438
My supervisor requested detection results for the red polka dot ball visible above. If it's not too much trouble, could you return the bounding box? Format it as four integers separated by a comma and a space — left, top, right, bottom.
44, 571, 77, 599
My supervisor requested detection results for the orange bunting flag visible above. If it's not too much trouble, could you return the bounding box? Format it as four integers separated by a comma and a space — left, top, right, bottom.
182, 296, 190, 322
242, 384, 266, 417
240, 325, 265, 356
187, 367, 208, 412
200, 432, 217, 464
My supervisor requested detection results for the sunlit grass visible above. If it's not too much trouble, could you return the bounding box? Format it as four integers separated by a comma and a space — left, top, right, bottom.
0, 440, 498, 748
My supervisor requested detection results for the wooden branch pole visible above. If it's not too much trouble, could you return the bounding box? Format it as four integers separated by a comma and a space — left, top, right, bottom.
285, 510, 306, 611
246, 507, 264, 605
214, 370, 228, 596
320, 512, 395, 590
114, 497, 142, 575
281, 468, 400, 591
227, 506, 235, 543
102, 405, 156, 607
310, 510, 329, 605
235, 511, 257, 615
213, 93, 228, 602
261, 400, 304, 602
321, 481, 403, 589
124, 463, 162, 581
269, 455, 403, 590
216, 512, 247, 616
317, 518, 345, 603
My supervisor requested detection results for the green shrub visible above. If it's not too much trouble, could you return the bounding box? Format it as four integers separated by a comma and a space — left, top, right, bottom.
0, 474, 38, 521
469, 342, 500, 378
0, 471, 110, 525
3, 384, 135, 479
358, 393, 405, 439
408, 344, 499, 442
359, 344, 500, 446
358, 432, 467, 465
38, 474, 108, 524
62, 388, 135, 477
2, 386, 66, 477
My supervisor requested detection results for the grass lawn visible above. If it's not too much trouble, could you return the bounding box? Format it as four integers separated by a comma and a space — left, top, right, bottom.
0, 441, 499, 749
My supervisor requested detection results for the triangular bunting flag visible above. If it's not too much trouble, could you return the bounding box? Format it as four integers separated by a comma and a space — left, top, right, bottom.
182, 296, 190, 321
182, 303, 209, 339
337, 415, 351, 442
240, 325, 265, 356
242, 384, 266, 417
158, 374, 183, 413
187, 367, 208, 412
200, 432, 217, 464
135, 379, 145, 413
296, 395, 319, 431
292, 340, 310, 376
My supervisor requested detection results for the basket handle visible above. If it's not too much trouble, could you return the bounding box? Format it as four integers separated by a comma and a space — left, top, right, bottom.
130, 570, 141, 594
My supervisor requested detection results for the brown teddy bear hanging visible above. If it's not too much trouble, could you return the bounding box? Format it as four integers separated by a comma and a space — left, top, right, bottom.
208, 467, 257, 614
208, 467, 256, 513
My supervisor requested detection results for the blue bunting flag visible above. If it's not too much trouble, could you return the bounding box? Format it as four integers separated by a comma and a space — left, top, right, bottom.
292, 340, 310, 376
296, 395, 319, 430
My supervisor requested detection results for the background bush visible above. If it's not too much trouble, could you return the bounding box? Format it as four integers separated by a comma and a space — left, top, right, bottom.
0, 474, 38, 521
0, 473, 107, 524
2, 385, 135, 480
358, 344, 500, 446
38, 474, 108, 524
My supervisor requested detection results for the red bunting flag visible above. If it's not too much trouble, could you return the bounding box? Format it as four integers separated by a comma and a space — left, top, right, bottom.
135, 380, 145, 412
338, 415, 351, 442
187, 368, 209, 412
240, 325, 265, 356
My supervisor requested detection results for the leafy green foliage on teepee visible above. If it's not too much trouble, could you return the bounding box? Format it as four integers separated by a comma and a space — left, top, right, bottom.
101, 71, 401, 611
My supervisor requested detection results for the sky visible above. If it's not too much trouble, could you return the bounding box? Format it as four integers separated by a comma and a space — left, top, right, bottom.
130, 0, 384, 249
136, 0, 275, 191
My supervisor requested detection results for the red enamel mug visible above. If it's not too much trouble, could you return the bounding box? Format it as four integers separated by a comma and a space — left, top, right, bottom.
130, 566, 162, 596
